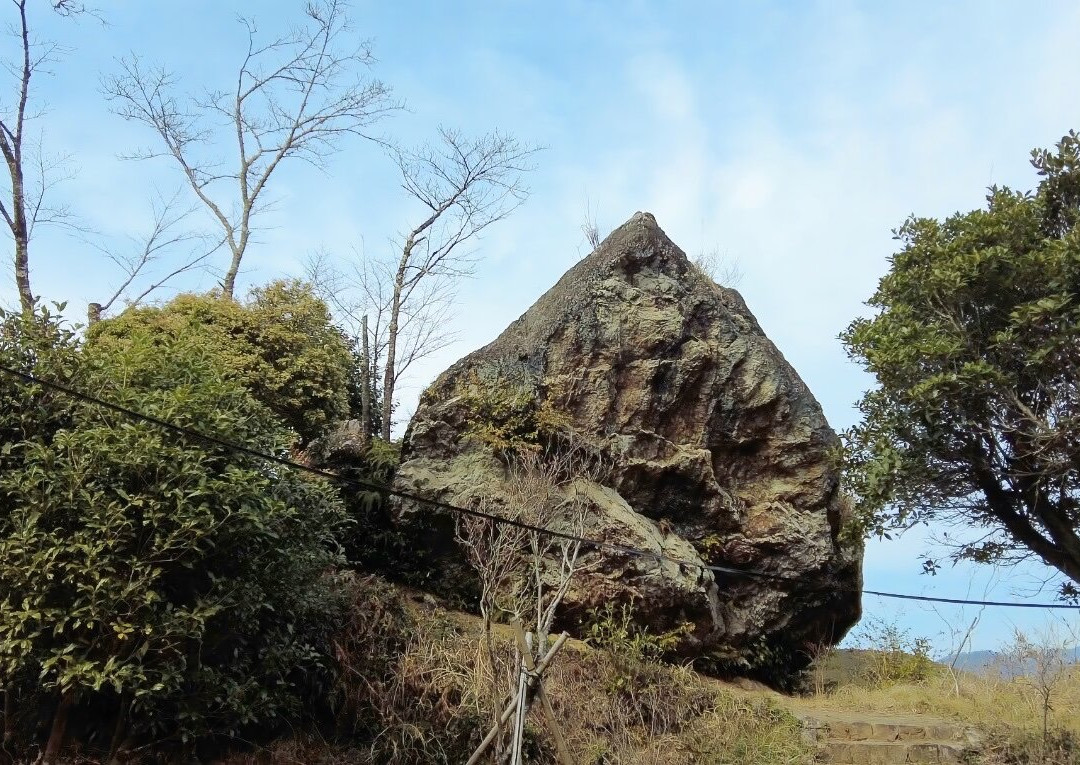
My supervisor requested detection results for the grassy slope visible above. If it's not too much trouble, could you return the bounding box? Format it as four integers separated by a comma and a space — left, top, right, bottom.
223, 584, 815, 765
800, 647, 1080, 764
219, 581, 1080, 764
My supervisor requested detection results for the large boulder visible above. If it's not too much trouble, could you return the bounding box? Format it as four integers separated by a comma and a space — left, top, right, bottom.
393, 212, 862, 680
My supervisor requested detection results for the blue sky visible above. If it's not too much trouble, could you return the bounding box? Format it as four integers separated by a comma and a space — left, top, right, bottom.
6, 0, 1080, 651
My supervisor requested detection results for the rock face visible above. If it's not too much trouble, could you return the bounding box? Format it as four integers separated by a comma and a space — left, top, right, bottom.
394, 212, 862, 679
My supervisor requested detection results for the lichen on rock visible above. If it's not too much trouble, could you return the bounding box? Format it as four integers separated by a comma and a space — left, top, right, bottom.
392, 211, 863, 682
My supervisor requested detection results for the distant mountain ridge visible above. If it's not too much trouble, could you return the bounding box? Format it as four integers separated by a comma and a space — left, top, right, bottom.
947, 646, 1080, 675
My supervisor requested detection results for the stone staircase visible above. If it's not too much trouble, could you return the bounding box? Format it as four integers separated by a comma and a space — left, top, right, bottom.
798, 710, 984, 764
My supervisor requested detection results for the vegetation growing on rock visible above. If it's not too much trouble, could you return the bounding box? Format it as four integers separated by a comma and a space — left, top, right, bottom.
455, 367, 571, 457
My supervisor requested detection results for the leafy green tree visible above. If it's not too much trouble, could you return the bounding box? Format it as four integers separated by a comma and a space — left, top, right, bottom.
0, 305, 83, 754
0, 309, 348, 762
842, 132, 1080, 594
89, 280, 354, 443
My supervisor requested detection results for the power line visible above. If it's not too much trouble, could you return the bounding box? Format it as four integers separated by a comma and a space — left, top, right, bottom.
2, 363, 1079, 611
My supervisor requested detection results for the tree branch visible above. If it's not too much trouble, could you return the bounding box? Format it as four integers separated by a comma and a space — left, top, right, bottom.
105, 0, 399, 297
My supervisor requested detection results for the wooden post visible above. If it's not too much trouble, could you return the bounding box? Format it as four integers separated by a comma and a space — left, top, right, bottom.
466, 694, 522, 765
360, 313, 371, 446
513, 621, 575, 765
510, 636, 529, 765
465, 632, 571, 765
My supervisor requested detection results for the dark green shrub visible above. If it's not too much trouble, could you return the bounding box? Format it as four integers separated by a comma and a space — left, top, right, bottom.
0, 308, 348, 761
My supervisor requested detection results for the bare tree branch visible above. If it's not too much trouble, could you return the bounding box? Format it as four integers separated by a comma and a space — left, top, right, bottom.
1, 0, 89, 312
693, 245, 744, 288
87, 189, 218, 323
104, 0, 399, 298
306, 130, 541, 440
378, 128, 542, 438
23, 135, 82, 237
307, 242, 459, 441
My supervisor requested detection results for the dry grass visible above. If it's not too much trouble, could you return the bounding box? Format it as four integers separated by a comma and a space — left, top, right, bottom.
205, 579, 1080, 765
801, 658, 1080, 764
543, 650, 810, 765
380, 601, 813, 764
813, 669, 1079, 728
221, 579, 815, 764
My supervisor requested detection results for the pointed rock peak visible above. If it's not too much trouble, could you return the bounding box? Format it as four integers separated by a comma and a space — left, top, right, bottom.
628, 210, 658, 227
390, 210, 863, 684
594, 210, 674, 254
571, 211, 698, 291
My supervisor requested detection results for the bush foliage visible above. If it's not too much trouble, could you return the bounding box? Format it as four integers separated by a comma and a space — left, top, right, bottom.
89, 280, 354, 443
0, 306, 348, 761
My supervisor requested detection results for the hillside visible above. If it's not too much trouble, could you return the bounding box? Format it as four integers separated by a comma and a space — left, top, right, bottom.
949, 647, 1080, 676
212, 583, 1080, 765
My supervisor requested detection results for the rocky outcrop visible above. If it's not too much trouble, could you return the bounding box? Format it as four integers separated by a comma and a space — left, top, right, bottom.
393, 212, 862, 679
306, 419, 368, 466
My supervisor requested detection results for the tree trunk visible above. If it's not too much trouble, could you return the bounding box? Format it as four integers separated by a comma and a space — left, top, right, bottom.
1039, 503, 1080, 583
361, 314, 371, 446
971, 457, 1080, 585
381, 293, 399, 441
9, 2, 32, 315
381, 252, 409, 441
2, 684, 14, 750
40, 690, 73, 765
221, 226, 247, 299
13, 236, 32, 314
221, 247, 241, 298
106, 692, 129, 765
10, 160, 32, 312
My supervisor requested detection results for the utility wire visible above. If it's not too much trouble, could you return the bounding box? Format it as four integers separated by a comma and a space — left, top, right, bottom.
2, 363, 1079, 611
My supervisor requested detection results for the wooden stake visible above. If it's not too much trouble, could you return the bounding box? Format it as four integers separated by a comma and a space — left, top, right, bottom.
513, 621, 575, 765
465, 632, 570, 765
360, 314, 371, 446
510, 636, 529, 765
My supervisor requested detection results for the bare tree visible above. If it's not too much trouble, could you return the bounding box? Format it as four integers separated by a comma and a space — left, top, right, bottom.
456, 441, 599, 759
458, 491, 528, 760
86, 190, 219, 324
104, 0, 398, 298
1, 0, 89, 313
306, 245, 457, 444
998, 625, 1076, 745
805, 638, 836, 696
928, 570, 996, 697
943, 610, 984, 696
377, 128, 541, 439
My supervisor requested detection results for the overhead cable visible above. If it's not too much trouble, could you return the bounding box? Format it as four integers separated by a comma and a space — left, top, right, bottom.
1, 363, 1078, 610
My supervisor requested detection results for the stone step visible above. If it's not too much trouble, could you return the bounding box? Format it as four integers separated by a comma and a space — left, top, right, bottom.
804, 716, 975, 743
820, 739, 973, 764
